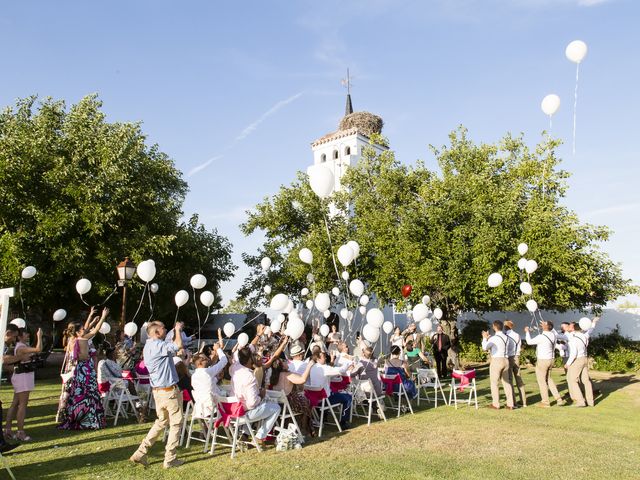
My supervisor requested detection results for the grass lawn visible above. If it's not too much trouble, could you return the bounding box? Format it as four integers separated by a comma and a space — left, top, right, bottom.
1, 364, 639, 480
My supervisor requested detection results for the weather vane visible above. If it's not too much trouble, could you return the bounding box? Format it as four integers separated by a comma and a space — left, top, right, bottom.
341, 68, 353, 95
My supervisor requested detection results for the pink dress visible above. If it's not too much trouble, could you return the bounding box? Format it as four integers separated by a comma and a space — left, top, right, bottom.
11, 342, 35, 393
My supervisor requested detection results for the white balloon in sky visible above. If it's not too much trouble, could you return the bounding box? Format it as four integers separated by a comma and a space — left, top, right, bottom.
331, 287, 340, 296
541, 94, 561, 117
341, 271, 350, 281
347, 240, 360, 258
307, 164, 335, 199
261, 257, 272, 271
526, 299, 538, 312
349, 279, 364, 297
315, 292, 331, 312
518, 243, 528, 256
519, 282, 533, 295
565, 40, 588, 64
190, 274, 207, 289
337, 245, 355, 267
525, 259, 538, 274
299, 248, 313, 265
301, 287, 309, 296
21, 266, 37, 279
488, 273, 503, 288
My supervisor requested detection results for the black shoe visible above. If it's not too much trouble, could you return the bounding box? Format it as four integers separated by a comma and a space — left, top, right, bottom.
0, 442, 19, 454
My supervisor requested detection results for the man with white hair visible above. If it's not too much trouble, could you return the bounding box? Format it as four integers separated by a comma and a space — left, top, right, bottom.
131, 321, 184, 469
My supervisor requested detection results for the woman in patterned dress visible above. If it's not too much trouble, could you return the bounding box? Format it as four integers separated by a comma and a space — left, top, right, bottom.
270, 357, 316, 437
57, 307, 109, 430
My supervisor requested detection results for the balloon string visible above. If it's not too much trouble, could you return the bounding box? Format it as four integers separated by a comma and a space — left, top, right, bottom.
130, 282, 148, 325
572, 63, 580, 156
79, 294, 90, 307
193, 287, 202, 346
147, 288, 155, 323
18, 278, 27, 320
98, 284, 118, 307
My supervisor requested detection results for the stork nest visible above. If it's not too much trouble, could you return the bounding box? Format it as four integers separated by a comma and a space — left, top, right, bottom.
338, 111, 383, 137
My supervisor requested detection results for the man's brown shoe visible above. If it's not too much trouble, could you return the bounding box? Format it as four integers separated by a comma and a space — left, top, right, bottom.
129, 453, 148, 468
164, 459, 185, 469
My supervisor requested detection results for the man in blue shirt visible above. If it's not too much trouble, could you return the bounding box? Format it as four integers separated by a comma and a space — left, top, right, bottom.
130, 321, 184, 469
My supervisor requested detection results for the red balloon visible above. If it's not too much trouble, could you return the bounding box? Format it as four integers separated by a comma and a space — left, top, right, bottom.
401, 284, 412, 298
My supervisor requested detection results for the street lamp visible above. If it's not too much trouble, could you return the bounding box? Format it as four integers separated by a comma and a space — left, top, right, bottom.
116, 257, 136, 329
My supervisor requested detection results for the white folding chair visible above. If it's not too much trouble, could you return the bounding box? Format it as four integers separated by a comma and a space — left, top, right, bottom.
265, 389, 303, 440
448, 369, 478, 410
134, 375, 153, 411
304, 386, 343, 438
209, 395, 262, 459
185, 400, 216, 452
350, 379, 387, 426
112, 385, 141, 426
416, 368, 448, 407
382, 374, 414, 417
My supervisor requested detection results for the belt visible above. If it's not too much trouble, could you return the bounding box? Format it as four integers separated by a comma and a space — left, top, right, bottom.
152, 385, 176, 392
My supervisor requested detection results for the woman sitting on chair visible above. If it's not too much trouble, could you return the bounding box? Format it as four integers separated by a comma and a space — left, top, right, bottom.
270, 355, 316, 437
403, 339, 430, 373
384, 346, 417, 399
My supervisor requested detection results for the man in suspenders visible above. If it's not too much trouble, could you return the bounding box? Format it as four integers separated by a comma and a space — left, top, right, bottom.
525, 321, 565, 407
564, 322, 595, 407
482, 320, 515, 410
504, 320, 526, 407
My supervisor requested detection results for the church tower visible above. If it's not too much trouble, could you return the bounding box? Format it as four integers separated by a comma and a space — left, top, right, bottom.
308, 84, 387, 198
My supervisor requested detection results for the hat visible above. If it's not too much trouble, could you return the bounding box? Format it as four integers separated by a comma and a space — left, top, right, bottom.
290, 344, 304, 357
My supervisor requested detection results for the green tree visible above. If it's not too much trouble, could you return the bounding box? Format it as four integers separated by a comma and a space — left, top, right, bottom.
0, 95, 236, 327
240, 128, 634, 326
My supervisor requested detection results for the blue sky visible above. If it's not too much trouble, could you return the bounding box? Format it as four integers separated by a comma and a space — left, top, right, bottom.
1, 0, 638, 305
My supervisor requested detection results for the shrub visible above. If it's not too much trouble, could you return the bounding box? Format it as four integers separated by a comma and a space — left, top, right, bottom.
459, 339, 487, 363
592, 347, 640, 373
460, 319, 490, 344
518, 345, 537, 366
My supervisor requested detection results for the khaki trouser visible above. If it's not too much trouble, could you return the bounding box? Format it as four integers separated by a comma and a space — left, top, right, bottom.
535, 358, 562, 405
507, 356, 526, 406
567, 357, 594, 407
134, 386, 183, 464
490, 357, 514, 408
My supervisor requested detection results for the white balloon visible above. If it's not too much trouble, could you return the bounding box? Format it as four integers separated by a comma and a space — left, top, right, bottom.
341, 271, 350, 281
518, 243, 529, 256
237, 333, 249, 348
150, 283, 159, 294
305, 299, 314, 309
518, 258, 527, 270
277, 313, 285, 323
319, 324, 330, 337
270, 318, 281, 334
340, 308, 349, 319
223, 322, 235, 337
298, 248, 313, 265
270, 293, 289, 311
433, 307, 443, 320
190, 274, 207, 290
347, 311, 353, 321
261, 257, 272, 271
488, 273, 503, 288
526, 299, 538, 312
314, 292, 331, 312
541, 94, 561, 117
579, 317, 592, 331
10, 318, 25, 328
301, 287, 309, 296
76, 278, 91, 295
413, 303, 429, 322
124, 322, 138, 337
331, 287, 340, 296
422, 295, 431, 306
323, 310, 331, 319
349, 279, 364, 297
565, 40, 588, 64
337, 245, 355, 267
200, 290, 215, 307
359, 294, 369, 306
174, 290, 189, 308
525, 259, 538, 274
306, 273, 315, 284
53, 309, 67, 322
419, 318, 432, 333
519, 282, 533, 295
263, 285, 272, 295
137, 260, 156, 283
366, 308, 384, 328
307, 164, 335, 199
347, 240, 360, 258
285, 317, 305, 340
21, 266, 37, 279
382, 321, 394, 334
362, 324, 380, 343
99, 322, 111, 335
359, 306, 367, 315
283, 299, 294, 314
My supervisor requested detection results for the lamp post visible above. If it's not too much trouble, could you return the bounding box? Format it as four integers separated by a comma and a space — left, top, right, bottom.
116, 257, 136, 330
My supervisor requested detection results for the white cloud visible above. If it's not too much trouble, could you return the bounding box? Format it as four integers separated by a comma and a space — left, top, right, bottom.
235, 92, 304, 141
187, 155, 224, 177
584, 202, 640, 218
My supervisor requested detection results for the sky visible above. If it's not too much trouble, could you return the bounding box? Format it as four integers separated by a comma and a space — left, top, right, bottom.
1, 0, 638, 306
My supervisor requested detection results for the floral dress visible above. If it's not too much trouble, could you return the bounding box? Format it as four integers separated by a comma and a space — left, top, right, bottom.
57, 340, 106, 430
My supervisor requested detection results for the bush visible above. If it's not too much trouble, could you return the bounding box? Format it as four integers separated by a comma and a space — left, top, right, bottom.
519, 345, 537, 366
460, 319, 490, 344
459, 339, 487, 363
592, 347, 640, 373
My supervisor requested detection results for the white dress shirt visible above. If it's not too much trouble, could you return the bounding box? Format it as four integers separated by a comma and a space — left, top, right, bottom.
191, 354, 228, 417
288, 359, 308, 375
566, 331, 589, 367
230, 363, 261, 410
525, 331, 557, 360
481, 332, 509, 358
308, 363, 349, 396
505, 330, 522, 357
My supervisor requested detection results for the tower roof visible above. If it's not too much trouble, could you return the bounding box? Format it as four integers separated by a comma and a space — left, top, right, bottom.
345, 93, 353, 116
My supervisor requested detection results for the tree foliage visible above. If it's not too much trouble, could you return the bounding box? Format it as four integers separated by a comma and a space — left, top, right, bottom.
240, 127, 634, 319
0, 95, 236, 326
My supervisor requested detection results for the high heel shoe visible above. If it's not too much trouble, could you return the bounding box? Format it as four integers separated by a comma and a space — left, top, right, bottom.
3, 430, 15, 441
15, 431, 31, 442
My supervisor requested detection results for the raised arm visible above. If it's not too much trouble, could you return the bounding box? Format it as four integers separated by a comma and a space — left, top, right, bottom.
83, 306, 97, 330
16, 328, 43, 355
287, 359, 315, 385
217, 328, 224, 349
251, 324, 265, 346
264, 336, 289, 369
86, 308, 109, 338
